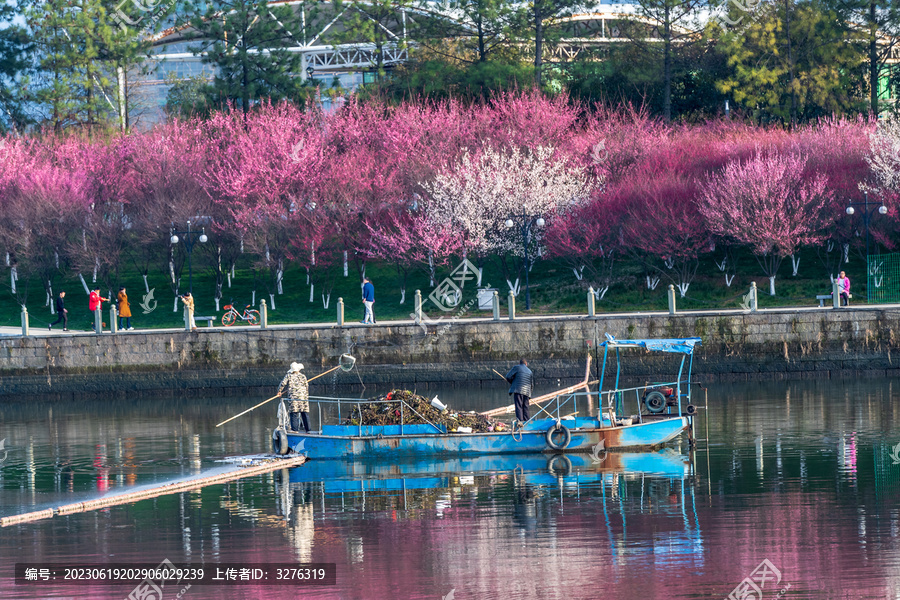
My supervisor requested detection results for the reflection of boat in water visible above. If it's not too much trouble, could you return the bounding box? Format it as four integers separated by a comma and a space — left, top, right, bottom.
274, 450, 704, 575
283, 450, 693, 492
272, 337, 705, 459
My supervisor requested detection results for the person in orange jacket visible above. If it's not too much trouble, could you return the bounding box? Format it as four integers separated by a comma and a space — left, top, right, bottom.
117, 287, 133, 330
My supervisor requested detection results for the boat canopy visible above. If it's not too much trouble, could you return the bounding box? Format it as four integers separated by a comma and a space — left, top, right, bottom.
601, 335, 702, 355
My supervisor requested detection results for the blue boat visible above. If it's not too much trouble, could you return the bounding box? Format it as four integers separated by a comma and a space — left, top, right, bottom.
271, 336, 704, 459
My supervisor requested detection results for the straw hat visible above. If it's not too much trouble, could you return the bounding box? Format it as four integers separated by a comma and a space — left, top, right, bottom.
290, 362, 304, 372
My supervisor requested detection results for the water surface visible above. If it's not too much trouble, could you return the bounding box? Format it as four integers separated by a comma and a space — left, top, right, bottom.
1, 378, 900, 599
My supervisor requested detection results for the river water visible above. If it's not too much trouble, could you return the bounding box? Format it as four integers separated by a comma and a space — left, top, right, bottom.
1, 377, 900, 600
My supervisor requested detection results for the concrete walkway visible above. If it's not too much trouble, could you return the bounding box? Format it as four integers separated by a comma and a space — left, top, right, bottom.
3, 301, 899, 339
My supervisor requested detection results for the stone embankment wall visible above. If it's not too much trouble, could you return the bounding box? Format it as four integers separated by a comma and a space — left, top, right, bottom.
1, 308, 899, 399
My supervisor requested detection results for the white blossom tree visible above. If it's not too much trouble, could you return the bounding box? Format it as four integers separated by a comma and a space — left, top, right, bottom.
422, 145, 592, 294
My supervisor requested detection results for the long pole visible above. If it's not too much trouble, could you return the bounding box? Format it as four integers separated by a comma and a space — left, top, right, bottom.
216, 364, 346, 427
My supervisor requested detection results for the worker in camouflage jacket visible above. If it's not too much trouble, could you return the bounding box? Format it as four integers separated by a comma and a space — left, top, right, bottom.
277, 362, 310, 433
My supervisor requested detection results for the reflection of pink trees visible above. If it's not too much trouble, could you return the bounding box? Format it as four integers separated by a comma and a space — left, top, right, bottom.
700, 153, 833, 296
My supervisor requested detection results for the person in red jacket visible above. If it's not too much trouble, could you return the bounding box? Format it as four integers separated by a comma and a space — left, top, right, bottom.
88, 288, 109, 333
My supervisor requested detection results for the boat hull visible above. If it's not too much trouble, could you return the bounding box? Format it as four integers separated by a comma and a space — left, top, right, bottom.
277, 417, 690, 459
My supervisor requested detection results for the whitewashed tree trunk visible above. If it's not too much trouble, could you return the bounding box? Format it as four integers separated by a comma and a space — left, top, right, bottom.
215, 297, 221, 311
46, 290, 51, 309
173, 297, 179, 312
265, 243, 270, 263
725, 274, 735, 287
505, 278, 520, 296
361, 263, 366, 280
251, 290, 256, 305
169, 260, 176, 285
594, 286, 609, 300
572, 266, 584, 281
677, 282, 689, 298
769, 276, 776, 296
400, 288, 406, 304
305, 267, 309, 285
664, 257, 675, 269
78, 273, 89, 295
82, 230, 87, 251
343, 251, 348, 277
428, 252, 435, 286
240, 238, 244, 253
231, 263, 235, 279
142, 274, 149, 294
716, 257, 727, 272
321, 292, 331, 309
269, 293, 276, 310
92, 258, 98, 282
843, 243, 850, 263
48, 283, 55, 313
227, 272, 231, 288
790, 254, 800, 276
54, 251, 59, 269
475, 267, 483, 287
10, 266, 16, 294
309, 283, 314, 303
646, 275, 660, 290
310, 241, 315, 266
276, 260, 284, 294
4, 252, 8, 266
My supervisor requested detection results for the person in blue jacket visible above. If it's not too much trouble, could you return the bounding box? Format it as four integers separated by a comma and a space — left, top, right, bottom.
505, 359, 534, 422
362, 277, 375, 324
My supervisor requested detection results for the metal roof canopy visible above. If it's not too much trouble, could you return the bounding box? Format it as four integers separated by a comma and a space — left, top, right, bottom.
601, 335, 702, 355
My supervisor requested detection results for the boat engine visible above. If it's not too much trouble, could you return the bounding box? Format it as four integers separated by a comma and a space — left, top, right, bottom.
642, 387, 676, 414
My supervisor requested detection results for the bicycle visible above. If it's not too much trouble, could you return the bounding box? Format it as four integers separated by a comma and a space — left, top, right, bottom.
221, 301, 261, 326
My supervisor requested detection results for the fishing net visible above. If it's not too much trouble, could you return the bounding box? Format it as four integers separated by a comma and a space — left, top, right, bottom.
342, 389, 507, 433
339, 353, 356, 372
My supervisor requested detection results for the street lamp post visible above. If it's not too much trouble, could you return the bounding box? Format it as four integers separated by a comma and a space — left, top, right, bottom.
505, 213, 545, 310
170, 220, 208, 294
845, 191, 887, 267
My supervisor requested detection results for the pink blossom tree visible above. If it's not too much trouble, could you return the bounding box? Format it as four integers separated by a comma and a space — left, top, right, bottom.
203, 102, 326, 310
544, 193, 623, 301
616, 171, 710, 297
699, 152, 833, 296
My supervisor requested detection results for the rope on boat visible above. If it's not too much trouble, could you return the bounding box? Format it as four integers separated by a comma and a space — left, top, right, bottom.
1, 455, 307, 527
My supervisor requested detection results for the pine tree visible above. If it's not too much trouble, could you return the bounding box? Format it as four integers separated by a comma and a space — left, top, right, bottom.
182, 0, 311, 115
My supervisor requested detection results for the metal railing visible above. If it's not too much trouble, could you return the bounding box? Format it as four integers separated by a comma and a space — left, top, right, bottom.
599, 380, 694, 425
292, 395, 445, 435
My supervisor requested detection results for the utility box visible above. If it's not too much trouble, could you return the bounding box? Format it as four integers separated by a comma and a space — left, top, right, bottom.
477, 288, 498, 310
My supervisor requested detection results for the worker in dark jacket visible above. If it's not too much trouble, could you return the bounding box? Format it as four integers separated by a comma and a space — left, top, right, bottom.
505, 359, 534, 423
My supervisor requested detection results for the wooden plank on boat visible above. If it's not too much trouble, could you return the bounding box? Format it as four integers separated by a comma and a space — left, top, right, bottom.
1, 455, 307, 527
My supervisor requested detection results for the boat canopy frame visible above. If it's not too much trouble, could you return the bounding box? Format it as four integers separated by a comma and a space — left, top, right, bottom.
597, 335, 702, 424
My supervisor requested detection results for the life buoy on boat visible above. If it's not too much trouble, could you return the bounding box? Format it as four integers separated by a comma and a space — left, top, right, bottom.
545, 423, 571, 450
272, 429, 290, 455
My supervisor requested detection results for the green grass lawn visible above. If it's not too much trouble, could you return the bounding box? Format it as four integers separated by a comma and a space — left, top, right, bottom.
0, 247, 873, 331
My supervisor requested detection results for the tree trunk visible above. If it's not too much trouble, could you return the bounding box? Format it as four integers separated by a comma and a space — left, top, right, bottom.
769, 275, 776, 296
534, 4, 543, 87
869, 0, 879, 116
785, 0, 796, 129
663, 3, 672, 122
